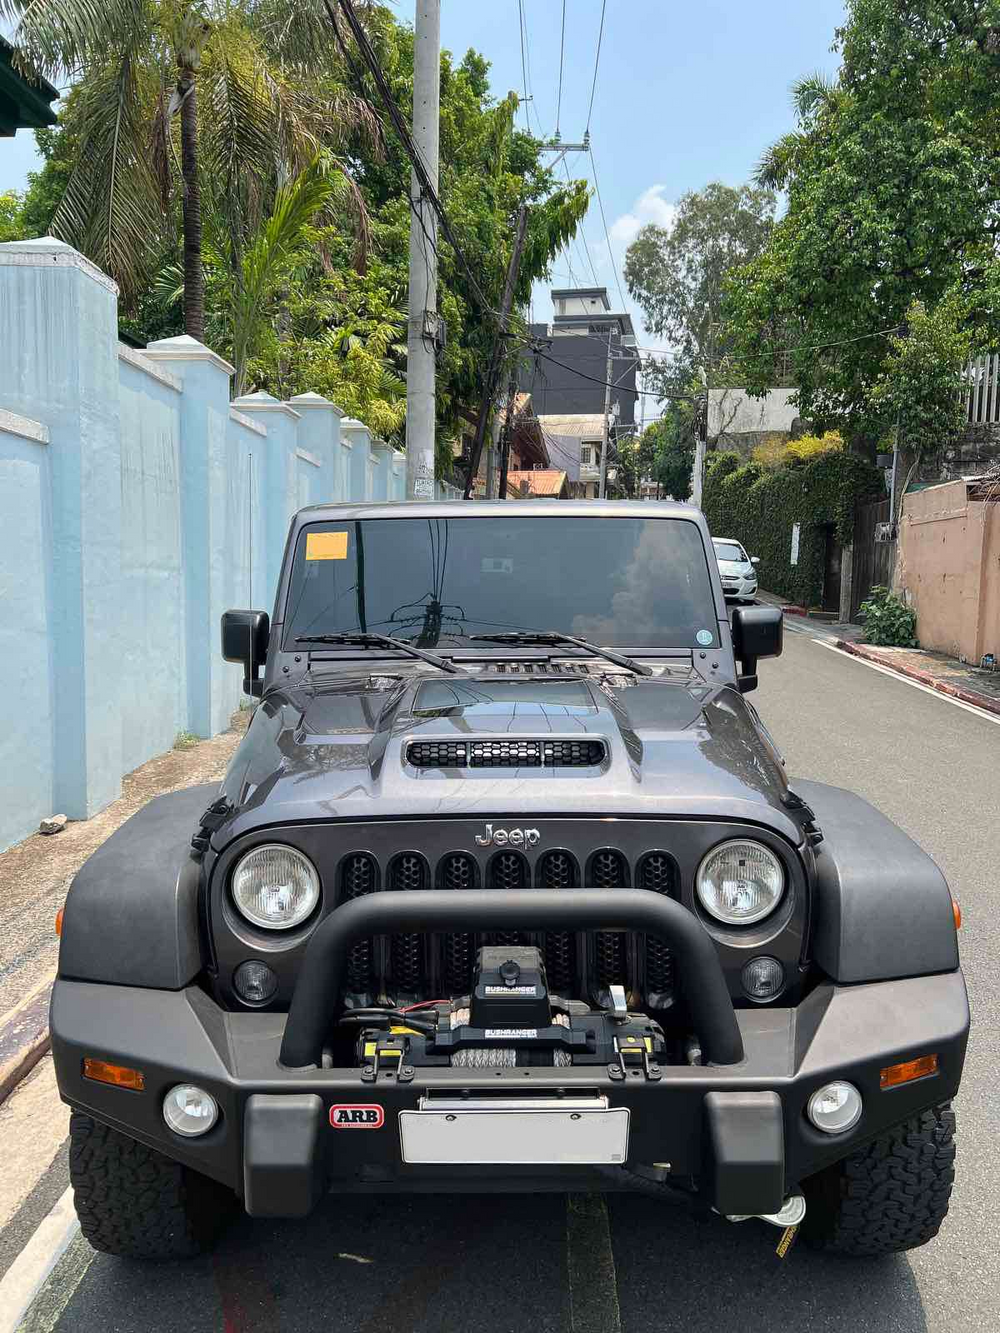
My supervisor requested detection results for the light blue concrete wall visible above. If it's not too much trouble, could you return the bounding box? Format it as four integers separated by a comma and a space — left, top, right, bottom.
0, 239, 425, 850
0, 412, 53, 852
118, 350, 186, 774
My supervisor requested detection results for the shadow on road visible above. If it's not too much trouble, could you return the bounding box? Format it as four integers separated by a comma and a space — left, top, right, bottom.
51, 1193, 927, 1333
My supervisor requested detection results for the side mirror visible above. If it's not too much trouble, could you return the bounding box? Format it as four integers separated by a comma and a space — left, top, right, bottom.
750, 556, 760, 566
731, 605, 782, 693
222, 609, 270, 696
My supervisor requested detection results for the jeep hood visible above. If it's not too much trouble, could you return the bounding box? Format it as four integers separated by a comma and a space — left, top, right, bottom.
212, 671, 801, 845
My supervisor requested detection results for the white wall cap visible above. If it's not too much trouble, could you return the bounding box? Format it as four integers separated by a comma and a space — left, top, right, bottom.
229, 407, 268, 437
0, 235, 119, 295
0, 408, 49, 445
145, 334, 235, 377
117, 343, 182, 392
287, 392, 346, 416
231, 390, 300, 419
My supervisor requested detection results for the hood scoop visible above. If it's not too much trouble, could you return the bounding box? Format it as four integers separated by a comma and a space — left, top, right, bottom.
406, 738, 607, 769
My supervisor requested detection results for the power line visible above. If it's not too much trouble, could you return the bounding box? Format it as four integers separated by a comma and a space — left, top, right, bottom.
555, 0, 566, 138
563, 157, 601, 287
528, 341, 695, 401
331, 0, 503, 329
588, 146, 630, 313
585, 0, 607, 135
517, 0, 531, 130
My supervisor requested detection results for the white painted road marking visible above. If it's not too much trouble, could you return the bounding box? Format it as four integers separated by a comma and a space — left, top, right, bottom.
0, 1188, 82, 1333
566, 1193, 622, 1333
812, 638, 1000, 726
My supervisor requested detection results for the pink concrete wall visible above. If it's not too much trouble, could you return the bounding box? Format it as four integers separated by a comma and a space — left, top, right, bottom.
897, 480, 1000, 662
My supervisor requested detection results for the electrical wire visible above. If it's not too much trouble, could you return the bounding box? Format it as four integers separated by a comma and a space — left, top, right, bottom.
585, 0, 607, 136
331, 0, 504, 329
517, 0, 531, 129
555, 0, 567, 139
588, 145, 630, 314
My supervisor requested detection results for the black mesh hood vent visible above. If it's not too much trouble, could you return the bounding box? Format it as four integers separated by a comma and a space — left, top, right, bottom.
407, 739, 606, 769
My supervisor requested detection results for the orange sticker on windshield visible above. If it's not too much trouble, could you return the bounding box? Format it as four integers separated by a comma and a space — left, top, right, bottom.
306, 531, 348, 561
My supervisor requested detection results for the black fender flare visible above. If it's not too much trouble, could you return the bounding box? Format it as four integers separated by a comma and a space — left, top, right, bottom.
796, 780, 959, 982
58, 784, 216, 989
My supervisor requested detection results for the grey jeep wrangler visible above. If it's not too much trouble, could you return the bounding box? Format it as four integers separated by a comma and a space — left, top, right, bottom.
51, 501, 968, 1261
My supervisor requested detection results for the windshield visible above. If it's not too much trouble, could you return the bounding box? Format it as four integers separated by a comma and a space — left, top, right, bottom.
282, 516, 719, 650
713, 541, 747, 563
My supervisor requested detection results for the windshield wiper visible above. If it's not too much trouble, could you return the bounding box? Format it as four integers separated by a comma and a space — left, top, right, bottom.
467, 632, 653, 677
294, 632, 462, 675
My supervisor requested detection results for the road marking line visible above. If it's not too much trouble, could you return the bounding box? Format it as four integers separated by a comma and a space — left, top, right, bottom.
0, 1187, 82, 1333
566, 1194, 622, 1333
812, 639, 1000, 727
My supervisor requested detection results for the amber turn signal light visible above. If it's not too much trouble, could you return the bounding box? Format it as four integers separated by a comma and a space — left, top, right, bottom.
55, 907, 64, 937
952, 897, 962, 930
880, 1053, 938, 1090
83, 1058, 145, 1091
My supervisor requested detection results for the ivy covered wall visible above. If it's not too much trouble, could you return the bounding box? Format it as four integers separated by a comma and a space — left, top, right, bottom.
702, 449, 884, 606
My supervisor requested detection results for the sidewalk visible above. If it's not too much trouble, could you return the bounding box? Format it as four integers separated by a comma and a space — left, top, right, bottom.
758, 590, 1000, 718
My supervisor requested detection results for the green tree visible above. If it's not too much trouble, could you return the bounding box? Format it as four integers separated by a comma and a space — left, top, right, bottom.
0, 191, 26, 243
624, 182, 777, 397
2, 0, 369, 337
727, 1, 1000, 453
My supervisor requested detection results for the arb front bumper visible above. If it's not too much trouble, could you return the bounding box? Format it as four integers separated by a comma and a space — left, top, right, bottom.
50, 889, 969, 1221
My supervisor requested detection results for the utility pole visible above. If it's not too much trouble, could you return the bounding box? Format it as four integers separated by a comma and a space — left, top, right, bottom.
692, 319, 714, 508
464, 204, 529, 498
497, 369, 519, 499
598, 325, 614, 500
405, 0, 440, 500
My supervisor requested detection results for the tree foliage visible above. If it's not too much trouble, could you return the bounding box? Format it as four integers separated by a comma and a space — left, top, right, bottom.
703, 446, 883, 606
3, 2, 586, 463
726, 0, 1000, 453
623, 182, 777, 396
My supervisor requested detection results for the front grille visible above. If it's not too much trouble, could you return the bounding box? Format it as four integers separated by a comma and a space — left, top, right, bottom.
387, 854, 428, 995
339, 853, 378, 994
537, 851, 578, 994
589, 850, 629, 991
333, 843, 676, 1011
439, 854, 477, 992
488, 851, 529, 945
638, 852, 677, 998
407, 739, 606, 769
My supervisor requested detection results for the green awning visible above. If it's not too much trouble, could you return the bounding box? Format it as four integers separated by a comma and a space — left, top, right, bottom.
0, 36, 58, 137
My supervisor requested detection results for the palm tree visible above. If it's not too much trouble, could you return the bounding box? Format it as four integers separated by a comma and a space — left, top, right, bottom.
2, 0, 376, 341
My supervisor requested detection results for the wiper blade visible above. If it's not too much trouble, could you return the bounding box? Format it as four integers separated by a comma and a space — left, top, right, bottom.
467, 632, 653, 677
294, 632, 462, 675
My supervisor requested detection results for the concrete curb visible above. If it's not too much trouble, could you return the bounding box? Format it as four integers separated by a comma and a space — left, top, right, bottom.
0, 981, 52, 1105
834, 640, 1000, 719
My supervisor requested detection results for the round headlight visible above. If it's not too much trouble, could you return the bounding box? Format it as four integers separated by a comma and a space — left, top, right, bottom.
163, 1084, 218, 1137
807, 1080, 863, 1135
231, 844, 320, 930
696, 839, 784, 925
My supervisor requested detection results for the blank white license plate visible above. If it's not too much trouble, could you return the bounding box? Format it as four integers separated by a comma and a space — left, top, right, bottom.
399, 1096, 629, 1165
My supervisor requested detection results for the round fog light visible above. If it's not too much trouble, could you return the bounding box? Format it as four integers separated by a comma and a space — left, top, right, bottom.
807, 1080, 862, 1135
234, 959, 278, 1004
742, 955, 784, 1002
163, 1084, 219, 1137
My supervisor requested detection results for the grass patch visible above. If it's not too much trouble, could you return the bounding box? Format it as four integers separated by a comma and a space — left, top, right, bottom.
173, 731, 201, 750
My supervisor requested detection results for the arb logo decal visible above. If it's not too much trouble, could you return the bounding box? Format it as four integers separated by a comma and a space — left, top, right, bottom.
330, 1104, 384, 1129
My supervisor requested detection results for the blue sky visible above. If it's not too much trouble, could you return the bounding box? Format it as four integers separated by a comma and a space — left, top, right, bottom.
2, 0, 846, 390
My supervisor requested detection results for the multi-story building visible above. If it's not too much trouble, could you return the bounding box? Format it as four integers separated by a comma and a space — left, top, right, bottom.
518, 287, 638, 499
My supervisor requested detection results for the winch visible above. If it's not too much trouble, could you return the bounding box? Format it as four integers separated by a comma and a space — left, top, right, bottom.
352, 944, 667, 1078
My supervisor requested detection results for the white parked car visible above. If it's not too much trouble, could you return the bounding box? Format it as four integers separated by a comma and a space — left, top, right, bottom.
712, 537, 760, 603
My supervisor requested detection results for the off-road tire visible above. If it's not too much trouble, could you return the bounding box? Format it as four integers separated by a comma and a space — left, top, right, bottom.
69, 1111, 236, 1260
801, 1102, 955, 1257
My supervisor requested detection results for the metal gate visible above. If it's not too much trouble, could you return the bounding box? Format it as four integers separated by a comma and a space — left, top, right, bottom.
851, 498, 893, 619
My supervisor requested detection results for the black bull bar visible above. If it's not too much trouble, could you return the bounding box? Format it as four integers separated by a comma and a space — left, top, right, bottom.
279, 888, 744, 1068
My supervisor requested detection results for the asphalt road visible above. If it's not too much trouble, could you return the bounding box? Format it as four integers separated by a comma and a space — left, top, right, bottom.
8, 630, 999, 1333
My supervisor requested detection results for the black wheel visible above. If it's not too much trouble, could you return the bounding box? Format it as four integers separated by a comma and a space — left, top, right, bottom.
69, 1111, 236, 1260
801, 1103, 955, 1257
